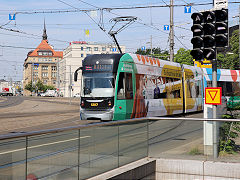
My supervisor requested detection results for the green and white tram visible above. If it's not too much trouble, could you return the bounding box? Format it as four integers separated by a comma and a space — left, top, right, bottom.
74, 53, 203, 121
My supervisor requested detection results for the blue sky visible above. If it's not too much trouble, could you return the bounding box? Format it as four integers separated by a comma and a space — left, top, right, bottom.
0, 0, 239, 81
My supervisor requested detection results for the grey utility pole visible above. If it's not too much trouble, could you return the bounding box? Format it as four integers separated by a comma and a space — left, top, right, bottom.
232, 5, 240, 66
212, 55, 218, 159
150, 35, 153, 57
169, 0, 174, 62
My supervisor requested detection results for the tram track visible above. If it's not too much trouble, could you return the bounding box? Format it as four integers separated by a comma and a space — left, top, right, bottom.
0, 96, 24, 108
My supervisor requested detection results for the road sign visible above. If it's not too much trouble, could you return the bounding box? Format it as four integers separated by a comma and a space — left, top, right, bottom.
164, 25, 169, 31
112, 48, 117, 52
214, 0, 228, 10
184, 6, 191, 13
34, 63, 39, 66
205, 87, 222, 105
9, 14, 15, 20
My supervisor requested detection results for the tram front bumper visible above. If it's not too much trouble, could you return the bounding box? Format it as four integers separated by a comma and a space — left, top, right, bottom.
80, 108, 114, 121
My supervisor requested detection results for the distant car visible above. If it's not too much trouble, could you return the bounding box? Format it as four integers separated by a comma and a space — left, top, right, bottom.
73, 93, 80, 97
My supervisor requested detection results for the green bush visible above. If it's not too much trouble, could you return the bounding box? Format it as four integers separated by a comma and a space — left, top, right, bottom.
219, 115, 240, 154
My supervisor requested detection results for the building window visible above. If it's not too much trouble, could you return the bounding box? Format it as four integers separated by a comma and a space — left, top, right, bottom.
102, 47, 106, 51
81, 47, 83, 51
49, 58, 52, 61
52, 66, 57, 71
94, 47, 98, 51
42, 72, 48, 77
33, 66, 38, 70
38, 52, 43, 55
52, 72, 57, 77
87, 47, 91, 51
43, 52, 48, 56
43, 80, 48, 84
33, 72, 38, 77
39, 58, 42, 62
49, 52, 53, 56
81, 54, 84, 57
52, 80, 56, 84
42, 66, 48, 70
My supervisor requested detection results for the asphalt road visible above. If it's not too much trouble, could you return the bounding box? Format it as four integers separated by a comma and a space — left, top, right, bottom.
0, 96, 97, 135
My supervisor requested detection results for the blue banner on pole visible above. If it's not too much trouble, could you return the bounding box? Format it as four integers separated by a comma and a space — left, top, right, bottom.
141, 46, 146, 50
184, 6, 191, 13
9, 14, 16, 20
164, 25, 169, 31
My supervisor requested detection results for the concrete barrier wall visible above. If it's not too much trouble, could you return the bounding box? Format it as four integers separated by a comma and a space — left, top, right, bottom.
156, 158, 240, 180
89, 158, 240, 180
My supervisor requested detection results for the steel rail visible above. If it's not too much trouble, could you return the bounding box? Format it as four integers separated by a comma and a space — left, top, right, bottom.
0, 117, 239, 141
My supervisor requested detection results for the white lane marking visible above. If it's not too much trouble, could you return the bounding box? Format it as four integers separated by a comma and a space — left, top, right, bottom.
0, 136, 90, 155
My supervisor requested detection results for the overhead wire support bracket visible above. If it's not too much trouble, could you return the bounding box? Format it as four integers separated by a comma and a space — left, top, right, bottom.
108, 16, 137, 54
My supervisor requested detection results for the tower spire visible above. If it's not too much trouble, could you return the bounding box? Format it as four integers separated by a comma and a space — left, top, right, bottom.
42, 19, 47, 40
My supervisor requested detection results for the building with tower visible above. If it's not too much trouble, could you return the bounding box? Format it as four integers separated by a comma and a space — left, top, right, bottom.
23, 20, 63, 96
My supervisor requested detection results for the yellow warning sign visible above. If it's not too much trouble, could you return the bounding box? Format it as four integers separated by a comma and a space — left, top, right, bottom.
205, 87, 222, 105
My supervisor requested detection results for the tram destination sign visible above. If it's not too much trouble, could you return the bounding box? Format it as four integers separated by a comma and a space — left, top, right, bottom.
84, 64, 113, 72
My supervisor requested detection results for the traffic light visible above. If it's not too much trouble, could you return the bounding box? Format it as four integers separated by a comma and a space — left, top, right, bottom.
202, 11, 216, 61
215, 9, 228, 47
191, 12, 204, 61
191, 9, 228, 62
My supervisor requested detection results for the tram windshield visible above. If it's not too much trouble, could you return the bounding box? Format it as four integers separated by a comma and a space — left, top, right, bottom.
82, 73, 115, 98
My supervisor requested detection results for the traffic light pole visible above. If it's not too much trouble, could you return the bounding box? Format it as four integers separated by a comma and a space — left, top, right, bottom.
212, 53, 218, 159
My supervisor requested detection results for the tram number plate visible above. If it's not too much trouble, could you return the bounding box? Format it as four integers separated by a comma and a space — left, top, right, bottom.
91, 103, 98, 106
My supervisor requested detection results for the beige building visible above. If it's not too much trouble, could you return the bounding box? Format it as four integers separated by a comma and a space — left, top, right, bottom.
59, 41, 125, 97
23, 22, 63, 95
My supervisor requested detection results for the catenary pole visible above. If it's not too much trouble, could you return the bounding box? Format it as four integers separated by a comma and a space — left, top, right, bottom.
170, 0, 174, 62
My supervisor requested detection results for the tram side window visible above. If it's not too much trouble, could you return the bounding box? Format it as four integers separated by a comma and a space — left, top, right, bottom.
117, 72, 133, 99
165, 77, 181, 99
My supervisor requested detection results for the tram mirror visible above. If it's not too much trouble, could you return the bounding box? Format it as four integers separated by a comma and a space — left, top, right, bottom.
74, 71, 78, 82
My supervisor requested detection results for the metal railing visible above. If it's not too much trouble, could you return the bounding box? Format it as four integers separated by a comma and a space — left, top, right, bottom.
0, 117, 240, 180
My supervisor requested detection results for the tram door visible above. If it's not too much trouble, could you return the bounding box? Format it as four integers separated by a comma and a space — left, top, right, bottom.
114, 72, 135, 120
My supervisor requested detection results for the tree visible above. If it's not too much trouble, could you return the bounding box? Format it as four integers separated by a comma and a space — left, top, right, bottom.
44, 85, 56, 92
35, 79, 45, 92
136, 47, 169, 60
25, 81, 34, 92
175, 48, 193, 65
217, 30, 239, 69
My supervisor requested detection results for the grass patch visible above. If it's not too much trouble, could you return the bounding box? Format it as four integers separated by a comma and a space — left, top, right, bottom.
188, 147, 202, 155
